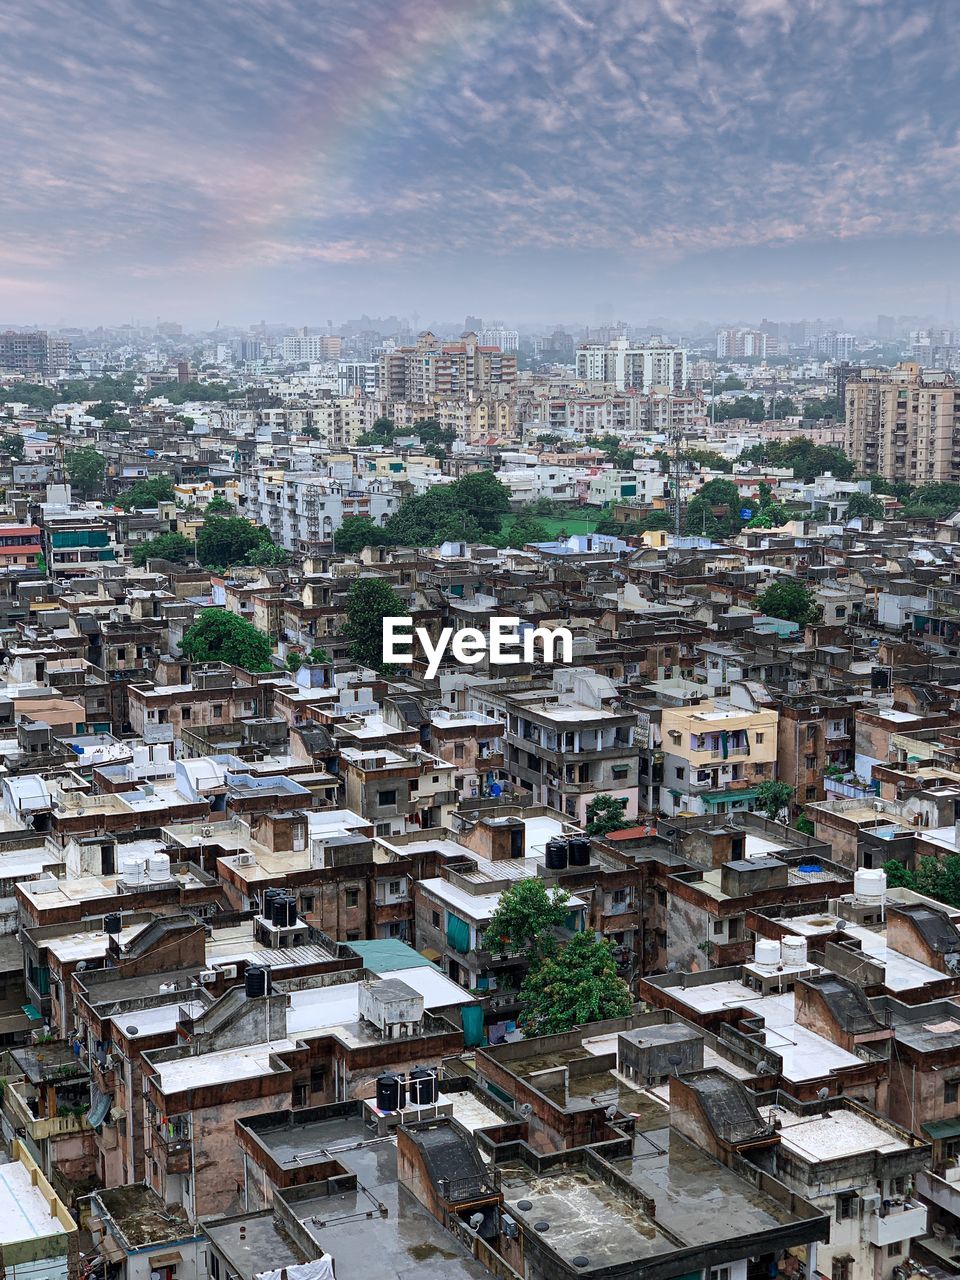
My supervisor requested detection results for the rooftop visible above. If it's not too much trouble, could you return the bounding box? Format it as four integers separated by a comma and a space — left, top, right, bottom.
761, 1106, 908, 1161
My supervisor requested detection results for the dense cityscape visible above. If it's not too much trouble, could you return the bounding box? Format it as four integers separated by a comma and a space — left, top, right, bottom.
6, 0, 960, 1279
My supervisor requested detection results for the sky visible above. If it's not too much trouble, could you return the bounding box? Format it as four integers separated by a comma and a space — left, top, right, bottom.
3, 0, 960, 329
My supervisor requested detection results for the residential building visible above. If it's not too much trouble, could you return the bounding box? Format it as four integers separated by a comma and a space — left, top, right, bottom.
575, 337, 687, 393
845, 362, 960, 483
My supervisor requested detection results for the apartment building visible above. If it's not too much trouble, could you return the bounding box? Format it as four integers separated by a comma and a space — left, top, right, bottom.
0, 329, 50, 374
575, 337, 687, 393
340, 745, 458, 837
282, 333, 343, 361
659, 693, 779, 817
845, 362, 960, 483
378, 331, 517, 401
716, 327, 777, 358
239, 470, 401, 550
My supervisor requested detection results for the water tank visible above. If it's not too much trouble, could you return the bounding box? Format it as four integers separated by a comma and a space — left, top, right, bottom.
120, 854, 144, 884
854, 868, 887, 905
376, 1072, 405, 1112
147, 853, 170, 882
568, 836, 591, 867
262, 887, 280, 919
781, 936, 808, 967
408, 1067, 438, 1106
272, 895, 297, 928
753, 938, 781, 969
244, 965, 272, 998
104, 912, 122, 936
545, 839, 568, 871
132, 745, 150, 771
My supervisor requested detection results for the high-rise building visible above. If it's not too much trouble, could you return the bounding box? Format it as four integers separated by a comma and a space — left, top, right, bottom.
478, 325, 519, 352
833, 361, 859, 417
282, 334, 343, 361
845, 361, 960, 482
715, 328, 776, 359
0, 330, 49, 374
377, 331, 517, 400
575, 337, 687, 393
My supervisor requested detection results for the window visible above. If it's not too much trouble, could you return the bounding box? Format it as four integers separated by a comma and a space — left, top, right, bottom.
181, 706, 191, 721
375, 822, 391, 836
211, 1256, 221, 1280
293, 1081, 308, 1107
945, 1079, 959, 1104
377, 789, 397, 807
888, 1243, 903, 1257
389, 880, 402, 895
805, 754, 817, 769
836, 1193, 857, 1222
300, 894, 315, 913
711, 1268, 731, 1280
832, 1260, 851, 1280
212, 704, 223, 719
454, 744, 464, 761
675, 767, 684, 781
656, 889, 667, 906
613, 889, 627, 904
713, 920, 724, 935
310, 1067, 326, 1092
345, 887, 359, 908
755, 732, 764, 744
432, 910, 441, 928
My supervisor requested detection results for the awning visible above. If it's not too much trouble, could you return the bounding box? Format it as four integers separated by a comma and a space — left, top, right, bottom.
923, 1117, 960, 1140
420, 947, 442, 963
702, 787, 761, 805
21, 1003, 40, 1020
149, 1252, 182, 1266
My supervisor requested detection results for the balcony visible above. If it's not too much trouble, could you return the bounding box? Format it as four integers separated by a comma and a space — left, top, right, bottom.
866, 1198, 927, 1247
6, 1078, 92, 1141
153, 1123, 192, 1174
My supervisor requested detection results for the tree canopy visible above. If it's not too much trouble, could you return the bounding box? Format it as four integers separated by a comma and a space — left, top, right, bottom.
195, 515, 274, 570
740, 437, 854, 483
885, 856, 960, 908
586, 794, 631, 836
180, 610, 273, 671
519, 932, 633, 1037
332, 473, 512, 552
754, 780, 796, 821
755, 578, 821, 625
485, 879, 570, 959
115, 475, 175, 510
344, 577, 405, 672
66, 446, 105, 499
845, 492, 884, 520
131, 532, 195, 567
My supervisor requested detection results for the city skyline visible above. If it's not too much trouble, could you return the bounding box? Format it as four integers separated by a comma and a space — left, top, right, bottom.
5, 0, 960, 325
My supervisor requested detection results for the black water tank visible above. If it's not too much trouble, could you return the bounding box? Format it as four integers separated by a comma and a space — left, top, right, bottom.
544, 838, 568, 871
245, 965, 270, 998
270, 896, 287, 926
280, 895, 298, 927
568, 836, 591, 866
408, 1067, 438, 1105
261, 887, 280, 918
376, 1072, 405, 1112
104, 912, 122, 935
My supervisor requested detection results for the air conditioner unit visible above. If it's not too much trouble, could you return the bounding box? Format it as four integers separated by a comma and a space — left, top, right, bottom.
198, 970, 217, 985
217, 964, 238, 979
200, 826, 212, 838
237, 852, 256, 866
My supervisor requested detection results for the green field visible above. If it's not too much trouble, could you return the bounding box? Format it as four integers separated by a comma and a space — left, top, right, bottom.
500, 513, 600, 538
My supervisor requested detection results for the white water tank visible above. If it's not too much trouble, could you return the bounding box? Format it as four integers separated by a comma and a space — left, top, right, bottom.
147, 853, 170, 882
754, 938, 781, 969
854, 868, 887, 906
781, 936, 808, 967
132, 745, 150, 771
120, 855, 145, 884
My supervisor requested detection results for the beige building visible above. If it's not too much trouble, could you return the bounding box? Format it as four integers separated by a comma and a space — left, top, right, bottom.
845, 362, 960, 482
659, 695, 779, 817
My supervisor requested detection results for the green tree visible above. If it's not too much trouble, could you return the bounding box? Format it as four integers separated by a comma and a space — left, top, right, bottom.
795, 815, 815, 836
845, 492, 884, 520
452, 471, 511, 533
35, 554, 47, 577
755, 578, 821, 625
87, 400, 119, 420
519, 932, 633, 1037
195, 515, 272, 570
245, 542, 291, 567
497, 515, 550, 549
307, 646, 330, 663
66, 446, 105, 499
344, 577, 405, 672
485, 879, 570, 959
640, 510, 675, 532
205, 495, 234, 515
755, 780, 796, 822
116, 475, 176, 510
286, 652, 303, 672
684, 496, 723, 538
334, 516, 390, 554
101, 414, 131, 432
180, 610, 273, 671
586, 794, 631, 836
0, 434, 24, 460
131, 533, 195, 567
146, 379, 233, 404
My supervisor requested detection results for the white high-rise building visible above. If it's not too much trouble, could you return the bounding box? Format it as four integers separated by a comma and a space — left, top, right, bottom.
575, 338, 687, 393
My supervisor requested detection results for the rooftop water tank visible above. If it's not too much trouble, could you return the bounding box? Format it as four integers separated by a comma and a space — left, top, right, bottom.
780, 936, 808, 967
408, 1067, 438, 1106
147, 853, 170, 882
545, 839, 568, 871
568, 836, 591, 867
376, 1072, 406, 1112
120, 854, 145, 884
854, 868, 887, 906
753, 938, 781, 969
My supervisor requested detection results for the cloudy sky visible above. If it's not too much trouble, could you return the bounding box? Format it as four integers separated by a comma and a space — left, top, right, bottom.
3, 0, 959, 328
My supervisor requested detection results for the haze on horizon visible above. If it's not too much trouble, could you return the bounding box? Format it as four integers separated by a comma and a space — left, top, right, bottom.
4, 0, 960, 330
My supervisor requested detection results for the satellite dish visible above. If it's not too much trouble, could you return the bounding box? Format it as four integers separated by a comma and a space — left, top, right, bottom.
76, 960, 87, 972
604, 1104, 617, 1119
469, 1213, 484, 1231
756, 1061, 774, 1075
518, 1102, 533, 1118
126, 1025, 139, 1036
817, 1086, 830, 1100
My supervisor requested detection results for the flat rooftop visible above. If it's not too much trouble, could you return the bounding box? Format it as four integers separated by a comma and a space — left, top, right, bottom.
761, 1106, 908, 1161
0, 1161, 71, 1245
613, 1127, 797, 1242
664, 983, 863, 1082
152, 1038, 296, 1096
285, 968, 474, 1045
